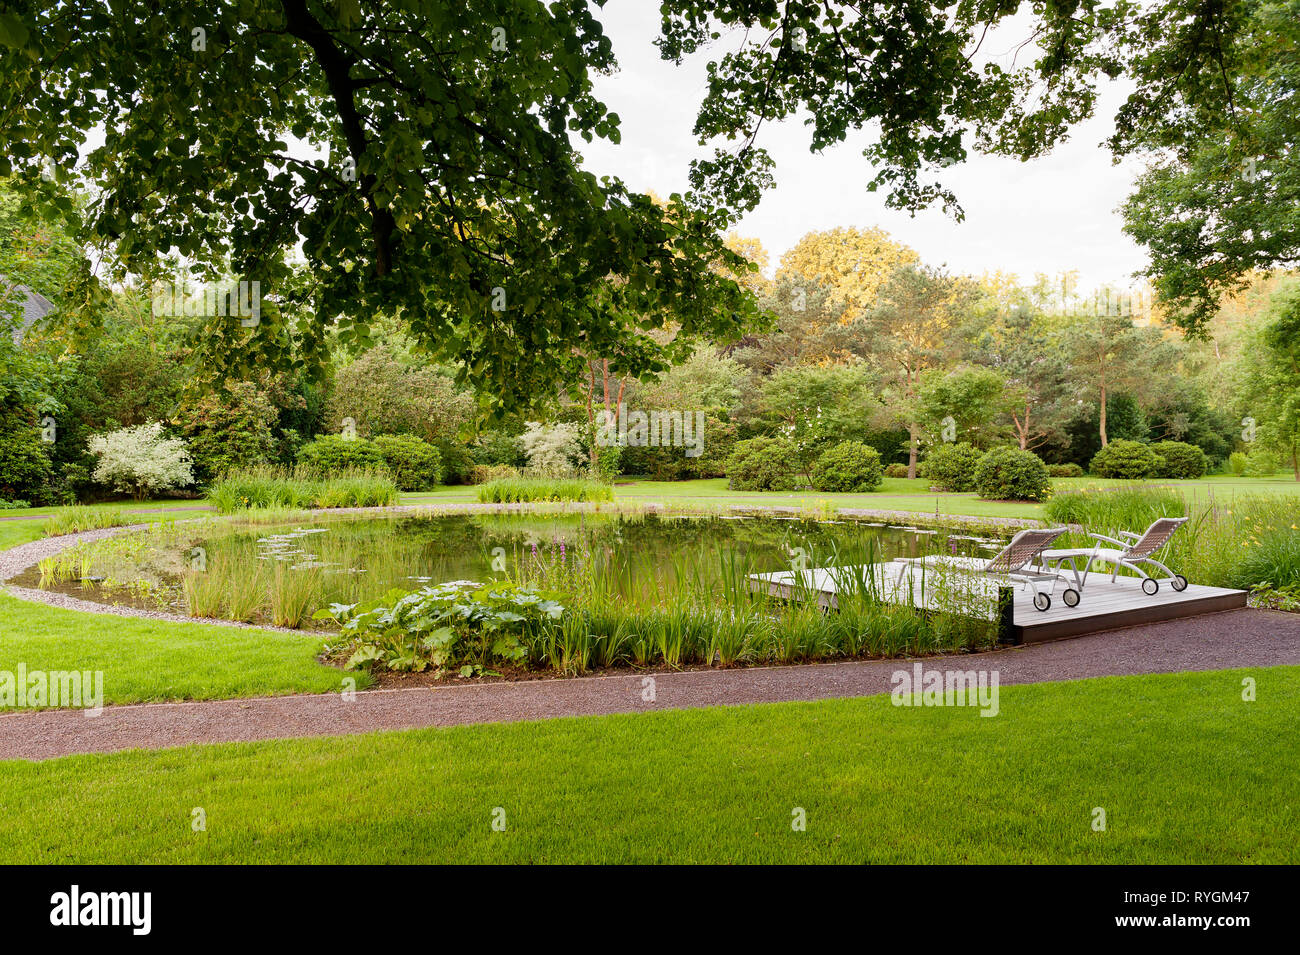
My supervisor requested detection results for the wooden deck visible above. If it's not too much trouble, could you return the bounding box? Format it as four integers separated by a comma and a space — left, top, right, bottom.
747, 561, 1248, 644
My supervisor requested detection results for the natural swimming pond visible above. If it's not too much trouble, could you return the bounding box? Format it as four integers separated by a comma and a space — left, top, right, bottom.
19, 510, 1005, 631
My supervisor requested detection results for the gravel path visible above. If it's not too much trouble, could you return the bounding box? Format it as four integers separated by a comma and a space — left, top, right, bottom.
3, 607, 1297, 761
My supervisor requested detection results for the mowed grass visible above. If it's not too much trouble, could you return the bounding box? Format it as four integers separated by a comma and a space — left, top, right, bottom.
0, 593, 353, 707
0, 519, 46, 552
404, 474, 1300, 521
3, 666, 1296, 864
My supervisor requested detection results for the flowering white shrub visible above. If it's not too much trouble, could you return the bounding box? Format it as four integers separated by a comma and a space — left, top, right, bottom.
519, 421, 584, 474
89, 422, 195, 499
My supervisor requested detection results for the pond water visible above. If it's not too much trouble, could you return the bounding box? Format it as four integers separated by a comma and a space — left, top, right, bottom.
15, 511, 1005, 628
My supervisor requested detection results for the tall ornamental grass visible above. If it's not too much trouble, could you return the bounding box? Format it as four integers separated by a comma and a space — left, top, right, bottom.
1162, 496, 1300, 590
1044, 483, 1186, 532
476, 477, 614, 504
41, 506, 131, 538
207, 466, 398, 512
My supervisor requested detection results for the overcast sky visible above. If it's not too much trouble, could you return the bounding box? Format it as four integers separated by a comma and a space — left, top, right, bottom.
577, 2, 1150, 294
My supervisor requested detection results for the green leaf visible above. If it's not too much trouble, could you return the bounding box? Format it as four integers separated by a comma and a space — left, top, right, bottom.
0, 13, 29, 49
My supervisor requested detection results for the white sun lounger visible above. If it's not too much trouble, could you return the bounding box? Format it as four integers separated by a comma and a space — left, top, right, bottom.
893, 526, 1077, 611
1032, 516, 1190, 597
1085, 516, 1189, 595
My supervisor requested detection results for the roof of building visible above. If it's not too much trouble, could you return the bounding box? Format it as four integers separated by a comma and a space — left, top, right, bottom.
1, 275, 56, 344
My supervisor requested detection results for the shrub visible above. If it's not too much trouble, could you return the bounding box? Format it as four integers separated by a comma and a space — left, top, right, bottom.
1228, 451, 1249, 475
296, 435, 387, 475
372, 435, 442, 490
175, 381, 280, 483
0, 411, 54, 504
88, 422, 194, 499
919, 442, 983, 492
472, 429, 525, 468
811, 441, 883, 492
1244, 449, 1279, 477
617, 410, 737, 481
884, 463, 910, 478
470, 464, 521, 485
518, 421, 585, 474
325, 345, 475, 455
589, 444, 622, 483
1047, 463, 1085, 478
973, 447, 1051, 502
1149, 441, 1208, 479
1089, 439, 1161, 479
725, 437, 801, 491
475, 477, 614, 503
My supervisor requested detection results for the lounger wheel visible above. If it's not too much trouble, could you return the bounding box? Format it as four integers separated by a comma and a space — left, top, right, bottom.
1142, 578, 1159, 596
1062, 588, 1080, 608
1171, 575, 1188, 592
1033, 592, 1051, 612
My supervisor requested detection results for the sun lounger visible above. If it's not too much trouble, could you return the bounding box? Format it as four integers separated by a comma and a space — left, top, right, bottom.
894, 526, 1077, 611
1082, 516, 1189, 595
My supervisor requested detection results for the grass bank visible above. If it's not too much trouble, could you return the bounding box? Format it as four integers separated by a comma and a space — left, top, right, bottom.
1, 666, 1295, 863
0, 593, 353, 708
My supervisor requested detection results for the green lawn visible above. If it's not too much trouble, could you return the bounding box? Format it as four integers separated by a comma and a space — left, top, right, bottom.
2, 666, 1295, 863
406, 473, 1300, 521
0, 498, 213, 520
4, 472, 1294, 530
0, 519, 45, 552
0, 592, 352, 708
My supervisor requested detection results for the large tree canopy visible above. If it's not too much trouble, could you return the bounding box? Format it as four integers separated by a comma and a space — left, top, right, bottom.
1, 0, 1294, 400
0, 0, 760, 413
1119, 0, 1300, 330
658, 0, 1299, 335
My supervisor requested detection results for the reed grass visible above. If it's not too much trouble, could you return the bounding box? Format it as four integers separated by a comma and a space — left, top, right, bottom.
41, 506, 130, 537
271, 563, 323, 628
1044, 483, 1186, 532
207, 466, 398, 513
181, 567, 226, 618
476, 477, 614, 504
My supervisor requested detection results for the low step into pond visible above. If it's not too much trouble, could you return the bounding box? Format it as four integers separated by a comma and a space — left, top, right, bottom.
747, 562, 1249, 645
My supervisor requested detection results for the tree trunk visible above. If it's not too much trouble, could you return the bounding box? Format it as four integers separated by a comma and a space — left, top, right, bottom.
905, 364, 919, 479
585, 361, 599, 470
1098, 381, 1108, 447
1015, 400, 1031, 450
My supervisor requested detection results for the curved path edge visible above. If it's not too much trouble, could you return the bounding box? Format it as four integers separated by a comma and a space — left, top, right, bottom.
3, 607, 1298, 761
